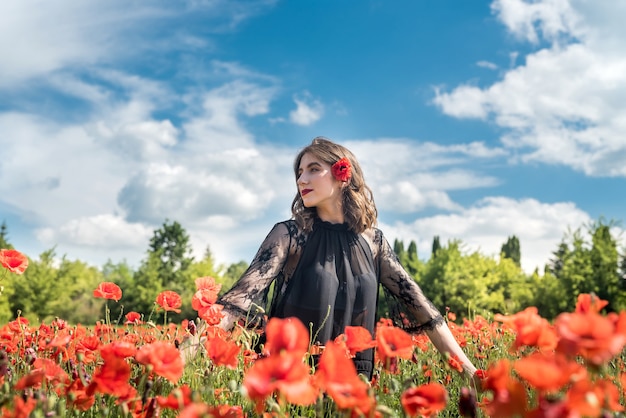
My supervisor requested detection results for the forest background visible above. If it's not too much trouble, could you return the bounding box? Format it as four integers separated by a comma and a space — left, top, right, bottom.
1, 216, 625, 326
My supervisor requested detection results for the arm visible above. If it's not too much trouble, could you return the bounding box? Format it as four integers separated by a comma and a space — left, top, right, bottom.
181, 222, 293, 362
216, 221, 293, 329
425, 323, 477, 377
375, 230, 477, 377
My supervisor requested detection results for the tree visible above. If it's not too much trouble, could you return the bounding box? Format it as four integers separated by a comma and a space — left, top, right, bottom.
0, 221, 12, 249
419, 239, 531, 318
529, 270, 568, 319
50, 258, 104, 323
589, 221, 623, 311
103, 260, 139, 320
431, 236, 441, 259
619, 248, 626, 287
148, 220, 194, 287
545, 219, 626, 313
8, 249, 104, 323
405, 241, 422, 277
393, 239, 406, 263
547, 241, 570, 278
222, 261, 249, 294
501, 235, 521, 267
121, 220, 195, 322
126, 253, 166, 320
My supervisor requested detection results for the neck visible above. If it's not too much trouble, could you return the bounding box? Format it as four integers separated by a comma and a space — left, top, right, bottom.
316, 205, 344, 224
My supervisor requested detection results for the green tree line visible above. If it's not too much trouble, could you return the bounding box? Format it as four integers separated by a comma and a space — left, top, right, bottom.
1, 218, 625, 325
392, 218, 626, 319
0, 220, 243, 324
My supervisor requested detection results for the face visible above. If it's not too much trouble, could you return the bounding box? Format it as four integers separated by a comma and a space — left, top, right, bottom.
297, 152, 343, 210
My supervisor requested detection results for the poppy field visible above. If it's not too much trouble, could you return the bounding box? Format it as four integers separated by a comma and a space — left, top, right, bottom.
1, 248, 626, 417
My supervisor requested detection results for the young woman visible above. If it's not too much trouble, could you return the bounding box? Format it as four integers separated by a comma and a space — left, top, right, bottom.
206, 137, 477, 380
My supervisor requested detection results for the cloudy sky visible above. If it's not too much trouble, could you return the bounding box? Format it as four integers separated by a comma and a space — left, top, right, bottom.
1, 0, 625, 274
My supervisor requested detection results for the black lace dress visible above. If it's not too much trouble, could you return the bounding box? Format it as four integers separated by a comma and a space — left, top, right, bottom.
217, 218, 444, 378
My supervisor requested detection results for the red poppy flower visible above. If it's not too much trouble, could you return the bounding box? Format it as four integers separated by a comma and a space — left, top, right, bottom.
90, 355, 133, 397
179, 403, 244, 418
575, 293, 609, 314
198, 303, 224, 326
376, 325, 414, 368
1, 396, 37, 418
7, 316, 29, 333
93, 282, 122, 302
66, 378, 95, 411
205, 334, 241, 369
0, 249, 29, 275
243, 352, 317, 410
157, 385, 193, 410
192, 288, 219, 312
481, 359, 512, 393
195, 276, 222, 293
494, 307, 558, 351
156, 290, 182, 313
125, 311, 142, 325
339, 326, 377, 356
14, 369, 46, 390
611, 310, 626, 335
401, 383, 448, 418
480, 359, 528, 418
513, 352, 586, 393
565, 378, 624, 416
315, 341, 374, 414
263, 317, 309, 357
331, 157, 352, 182
135, 341, 184, 383
447, 354, 464, 373
99, 341, 137, 360
555, 311, 626, 365
76, 335, 101, 363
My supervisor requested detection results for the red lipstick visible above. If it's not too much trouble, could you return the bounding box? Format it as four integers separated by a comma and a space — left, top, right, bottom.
301, 189, 312, 196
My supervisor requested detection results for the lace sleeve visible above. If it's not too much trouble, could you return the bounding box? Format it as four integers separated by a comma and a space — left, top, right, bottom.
374, 229, 444, 333
217, 221, 293, 326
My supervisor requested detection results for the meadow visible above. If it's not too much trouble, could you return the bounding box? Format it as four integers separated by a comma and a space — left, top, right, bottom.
1, 248, 626, 417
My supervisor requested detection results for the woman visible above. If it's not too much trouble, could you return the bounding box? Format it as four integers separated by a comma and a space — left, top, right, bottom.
191, 137, 477, 379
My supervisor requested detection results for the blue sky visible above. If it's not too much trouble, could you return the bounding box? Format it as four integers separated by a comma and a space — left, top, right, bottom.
1, 0, 624, 274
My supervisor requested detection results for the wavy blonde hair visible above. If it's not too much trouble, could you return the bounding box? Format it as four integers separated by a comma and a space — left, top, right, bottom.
291, 137, 377, 233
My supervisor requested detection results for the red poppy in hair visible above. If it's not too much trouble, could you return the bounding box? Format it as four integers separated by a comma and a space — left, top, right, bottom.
331, 157, 351, 182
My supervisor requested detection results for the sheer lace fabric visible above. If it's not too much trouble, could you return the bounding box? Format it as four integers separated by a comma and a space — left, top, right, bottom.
217, 218, 444, 338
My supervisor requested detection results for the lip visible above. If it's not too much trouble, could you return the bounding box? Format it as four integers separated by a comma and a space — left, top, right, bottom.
301, 189, 313, 196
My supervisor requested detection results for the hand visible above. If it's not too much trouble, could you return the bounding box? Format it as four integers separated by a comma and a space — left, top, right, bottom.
469, 369, 486, 392
179, 333, 206, 365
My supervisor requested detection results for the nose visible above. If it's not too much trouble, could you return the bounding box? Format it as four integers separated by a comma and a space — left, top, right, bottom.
297, 173, 308, 185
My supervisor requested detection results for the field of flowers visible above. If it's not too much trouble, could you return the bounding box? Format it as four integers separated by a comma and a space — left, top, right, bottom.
1, 248, 626, 417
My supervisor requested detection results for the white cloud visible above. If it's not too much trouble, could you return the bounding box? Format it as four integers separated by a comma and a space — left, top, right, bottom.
434, 0, 626, 177
477, 60, 498, 70
346, 139, 503, 213
182, 80, 277, 153
381, 197, 592, 273
0, 0, 277, 88
0, 113, 128, 224
289, 92, 324, 126
491, 0, 585, 44
117, 156, 277, 225
0, 56, 287, 267
37, 214, 152, 249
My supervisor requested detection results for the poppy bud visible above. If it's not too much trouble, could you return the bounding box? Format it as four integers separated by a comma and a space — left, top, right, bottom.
187, 320, 197, 336
0, 349, 8, 377
458, 387, 477, 418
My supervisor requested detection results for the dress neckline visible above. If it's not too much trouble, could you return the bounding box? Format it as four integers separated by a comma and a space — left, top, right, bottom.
314, 217, 350, 232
